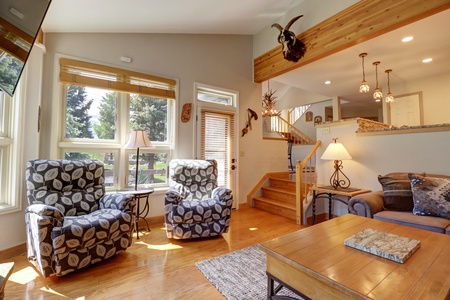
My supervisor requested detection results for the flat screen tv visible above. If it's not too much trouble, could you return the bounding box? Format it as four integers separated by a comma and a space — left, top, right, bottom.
0, 0, 52, 97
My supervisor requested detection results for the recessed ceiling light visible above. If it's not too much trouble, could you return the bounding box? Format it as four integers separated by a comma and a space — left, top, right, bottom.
402, 36, 414, 43
422, 58, 433, 63
324, 81, 331, 85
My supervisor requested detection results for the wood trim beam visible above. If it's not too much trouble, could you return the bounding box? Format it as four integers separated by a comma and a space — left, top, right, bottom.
254, 0, 450, 83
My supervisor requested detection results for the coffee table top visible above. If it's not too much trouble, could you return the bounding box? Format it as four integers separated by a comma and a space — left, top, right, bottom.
260, 214, 450, 299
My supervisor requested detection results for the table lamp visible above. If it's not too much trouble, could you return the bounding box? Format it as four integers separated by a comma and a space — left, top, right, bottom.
124, 130, 155, 190
321, 138, 352, 189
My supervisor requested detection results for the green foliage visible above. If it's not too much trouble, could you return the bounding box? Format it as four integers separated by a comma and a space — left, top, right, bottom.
0, 54, 22, 95
93, 92, 116, 139
66, 85, 94, 139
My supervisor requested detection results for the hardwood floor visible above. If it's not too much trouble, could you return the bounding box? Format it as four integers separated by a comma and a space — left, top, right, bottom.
4, 205, 304, 300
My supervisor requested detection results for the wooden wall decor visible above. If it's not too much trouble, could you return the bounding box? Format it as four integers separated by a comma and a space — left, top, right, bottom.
254, 0, 450, 83
181, 103, 192, 122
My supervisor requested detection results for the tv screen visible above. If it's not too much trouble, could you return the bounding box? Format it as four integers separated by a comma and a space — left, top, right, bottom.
0, 0, 52, 97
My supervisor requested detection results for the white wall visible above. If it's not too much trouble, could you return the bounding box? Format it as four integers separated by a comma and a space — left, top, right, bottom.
387, 71, 450, 125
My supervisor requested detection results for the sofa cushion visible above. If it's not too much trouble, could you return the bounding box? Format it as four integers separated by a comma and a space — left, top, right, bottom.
408, 174, 450, 219
374, 211, 450, 234
377, 173, 425, 211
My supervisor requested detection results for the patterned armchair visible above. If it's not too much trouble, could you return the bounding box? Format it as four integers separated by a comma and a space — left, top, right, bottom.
25, 159, 135, 277
164, 159, 233, 239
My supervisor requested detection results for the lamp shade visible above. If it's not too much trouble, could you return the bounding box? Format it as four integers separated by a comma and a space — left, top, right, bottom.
124, 130, 155, 149
321, 141, 352, 160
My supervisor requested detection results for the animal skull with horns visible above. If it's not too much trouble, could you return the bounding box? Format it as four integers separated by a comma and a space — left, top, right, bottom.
272, 15, 306, 62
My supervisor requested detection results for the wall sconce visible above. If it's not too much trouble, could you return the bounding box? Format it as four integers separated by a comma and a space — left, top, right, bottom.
321, 138, 352, 189
372, 61, 383, 102
385, 69, 394, 103
359, 53, 369, 93
124, 130, 155, 190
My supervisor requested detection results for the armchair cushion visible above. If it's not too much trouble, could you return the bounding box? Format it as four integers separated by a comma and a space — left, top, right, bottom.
52, 208, 133, 254
409, 174, 450, 219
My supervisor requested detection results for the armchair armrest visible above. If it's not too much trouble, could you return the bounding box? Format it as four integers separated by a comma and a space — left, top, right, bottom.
165, 189, 184, 204
348, 190, 384, 218
212, 187, 233, 205
26, 204, 64, 225
100, 193, 135, 211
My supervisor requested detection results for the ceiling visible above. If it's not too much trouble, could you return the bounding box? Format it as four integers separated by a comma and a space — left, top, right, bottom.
41, 1, 450, 111
41, 0, 304, 35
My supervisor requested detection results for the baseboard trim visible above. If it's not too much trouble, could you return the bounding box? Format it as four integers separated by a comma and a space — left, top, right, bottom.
0, 243, 26, 261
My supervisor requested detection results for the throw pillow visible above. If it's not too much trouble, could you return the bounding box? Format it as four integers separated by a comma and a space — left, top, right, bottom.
378, 173, 424, 211
408, 174, 450, 219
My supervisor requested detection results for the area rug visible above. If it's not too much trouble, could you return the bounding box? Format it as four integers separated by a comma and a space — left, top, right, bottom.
195, 245, 304, 300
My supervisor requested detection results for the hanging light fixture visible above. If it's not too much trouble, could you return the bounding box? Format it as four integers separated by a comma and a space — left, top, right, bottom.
262, 81, 281, 117
359, 53, 369, 93
372, 61, 383, 102
385, 69, 394, 103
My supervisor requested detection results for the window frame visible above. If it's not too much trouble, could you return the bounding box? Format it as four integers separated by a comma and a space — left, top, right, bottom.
0, 78, 25, 214
53, 55, 176, 191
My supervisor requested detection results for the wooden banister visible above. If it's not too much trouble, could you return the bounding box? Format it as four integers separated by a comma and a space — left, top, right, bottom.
296, 140, 321, 224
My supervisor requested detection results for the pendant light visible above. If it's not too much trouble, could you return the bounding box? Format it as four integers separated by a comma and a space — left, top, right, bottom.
372, 61, 383, 102
358, 53, 369, 93
385, 69, 394, 103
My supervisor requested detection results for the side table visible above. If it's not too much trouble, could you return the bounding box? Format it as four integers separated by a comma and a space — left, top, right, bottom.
117, 188, 154, 239
310, 185, 371, 224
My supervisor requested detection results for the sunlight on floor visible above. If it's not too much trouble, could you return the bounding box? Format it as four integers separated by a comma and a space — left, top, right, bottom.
9, 266, 39, 285
249, 227, 258, 231
135, 241, 183, 250
40, 287, 81, 299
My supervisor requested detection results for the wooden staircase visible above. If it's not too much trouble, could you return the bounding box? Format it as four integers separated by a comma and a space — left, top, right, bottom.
248, 141, 321, 224
253, 175, 296, 220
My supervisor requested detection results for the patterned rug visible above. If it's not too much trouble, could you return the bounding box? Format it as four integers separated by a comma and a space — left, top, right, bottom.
195, 245, 304, 300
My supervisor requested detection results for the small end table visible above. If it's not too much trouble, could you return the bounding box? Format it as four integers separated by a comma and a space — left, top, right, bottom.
310, 185, 371, 224
117, 188, 154, 239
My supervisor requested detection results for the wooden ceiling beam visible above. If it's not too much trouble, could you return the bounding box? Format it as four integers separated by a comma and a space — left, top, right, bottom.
254, 0, 450, 83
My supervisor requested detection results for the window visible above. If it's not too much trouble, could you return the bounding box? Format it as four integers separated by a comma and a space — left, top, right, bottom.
57, 58, 176, 190
0, 86, 23, 213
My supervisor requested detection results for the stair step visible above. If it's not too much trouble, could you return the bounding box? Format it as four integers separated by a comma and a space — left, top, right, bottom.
269, 177, 296, 190
261, 186, 295, 204
253, 196, 296, 220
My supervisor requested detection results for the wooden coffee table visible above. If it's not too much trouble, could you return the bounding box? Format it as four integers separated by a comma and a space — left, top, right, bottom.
259, 214, 450, 300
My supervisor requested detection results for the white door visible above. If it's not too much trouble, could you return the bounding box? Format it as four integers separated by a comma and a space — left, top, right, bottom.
195, 84, 238, 208
389, 93, 422, 126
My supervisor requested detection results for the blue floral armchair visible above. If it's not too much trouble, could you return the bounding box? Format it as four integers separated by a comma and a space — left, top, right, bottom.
164, 159, 233, 239
25, 159, 135, 277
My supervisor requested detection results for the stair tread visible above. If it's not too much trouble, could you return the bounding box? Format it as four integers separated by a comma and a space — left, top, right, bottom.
262, 186, 295, 194
253, 196, 296, 209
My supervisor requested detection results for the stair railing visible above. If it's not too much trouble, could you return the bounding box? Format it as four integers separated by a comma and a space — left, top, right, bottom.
288, 105, 311, 125
295, 140, 321, 225
270, 115, 315, 145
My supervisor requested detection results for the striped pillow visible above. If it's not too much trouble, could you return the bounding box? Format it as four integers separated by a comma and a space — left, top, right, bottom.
378, 173, 425, 211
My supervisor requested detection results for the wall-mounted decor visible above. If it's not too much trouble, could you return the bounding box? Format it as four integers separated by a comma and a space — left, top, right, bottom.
242, 108, 258, 137
181, 103, 192, 122
271, 15, 306, 62
306, 111, 313, 122
314, 116, 322, 125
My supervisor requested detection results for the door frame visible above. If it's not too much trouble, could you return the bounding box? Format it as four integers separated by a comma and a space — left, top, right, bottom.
194, 82, 239, 209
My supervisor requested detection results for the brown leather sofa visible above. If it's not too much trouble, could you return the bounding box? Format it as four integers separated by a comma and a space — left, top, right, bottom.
348, 172, 450, 235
